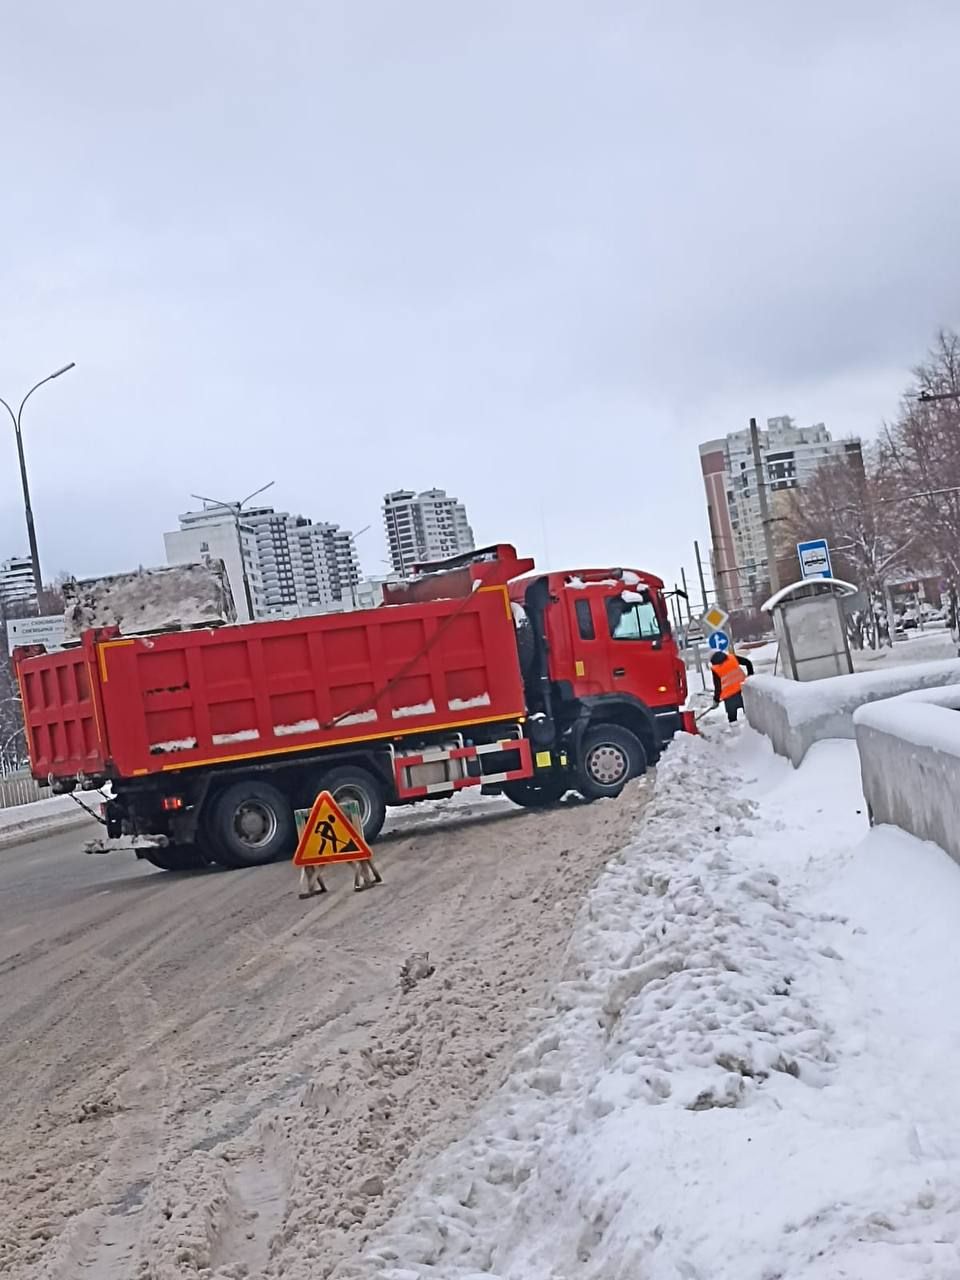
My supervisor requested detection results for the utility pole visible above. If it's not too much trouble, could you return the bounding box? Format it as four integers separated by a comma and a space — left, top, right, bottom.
680, 567, 692, 621
693, 540, 709, 612
750, 416, 780, 595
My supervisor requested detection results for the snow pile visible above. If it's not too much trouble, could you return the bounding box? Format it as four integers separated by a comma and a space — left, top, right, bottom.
356, 731, 960, 1279
855, 683, 960, 867
854, 680, 960, 748
391, 701, 436, 720
275, 718, 324, 736
0, 793, 96, 847
211, 728, 260, 745
745, 658, 960, 765
149, 737, 198, 754
63, 562, 236, 639
448, 694, 491, 711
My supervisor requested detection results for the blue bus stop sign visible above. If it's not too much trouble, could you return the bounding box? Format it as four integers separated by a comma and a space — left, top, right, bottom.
708, 630, 729, 652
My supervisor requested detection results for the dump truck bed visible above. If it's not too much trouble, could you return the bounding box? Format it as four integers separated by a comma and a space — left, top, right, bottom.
15, 587, 525, 783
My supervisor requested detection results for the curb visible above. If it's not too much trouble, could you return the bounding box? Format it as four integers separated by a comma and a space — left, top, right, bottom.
0, 811, 98, 854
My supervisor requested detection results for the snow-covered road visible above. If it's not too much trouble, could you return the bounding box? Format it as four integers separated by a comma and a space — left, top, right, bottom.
7, 725, 960, 1278
358, 728, 960, 1280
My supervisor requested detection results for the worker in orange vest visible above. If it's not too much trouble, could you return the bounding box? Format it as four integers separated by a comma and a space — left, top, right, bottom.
710, 649, 754, 723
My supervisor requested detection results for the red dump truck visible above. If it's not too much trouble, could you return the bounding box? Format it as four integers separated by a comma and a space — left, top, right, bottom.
13, 544, 691, 871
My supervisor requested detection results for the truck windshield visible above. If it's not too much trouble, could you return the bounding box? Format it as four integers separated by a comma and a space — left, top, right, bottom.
606, 596, 661, 641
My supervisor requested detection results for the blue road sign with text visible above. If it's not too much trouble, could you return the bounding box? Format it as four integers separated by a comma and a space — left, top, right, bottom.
797, 538, 832, 579
708, 630, 729, 652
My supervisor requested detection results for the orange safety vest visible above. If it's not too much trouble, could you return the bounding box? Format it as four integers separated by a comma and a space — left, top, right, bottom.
714, 653, 746, 700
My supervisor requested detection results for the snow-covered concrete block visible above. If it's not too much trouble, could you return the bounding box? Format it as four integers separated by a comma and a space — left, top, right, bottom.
743, 659, 960, 766
855, 685, 960, 866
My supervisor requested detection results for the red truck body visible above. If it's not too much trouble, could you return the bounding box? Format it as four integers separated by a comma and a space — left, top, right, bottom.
18, 585, 523, 783
13, 544, 690, 871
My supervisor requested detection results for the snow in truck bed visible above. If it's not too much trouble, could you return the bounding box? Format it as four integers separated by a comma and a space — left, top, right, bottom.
62, 562, 235, 639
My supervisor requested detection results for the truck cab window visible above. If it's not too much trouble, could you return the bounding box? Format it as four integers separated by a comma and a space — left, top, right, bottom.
606, 596, 661, 641
575, 599, 596, 640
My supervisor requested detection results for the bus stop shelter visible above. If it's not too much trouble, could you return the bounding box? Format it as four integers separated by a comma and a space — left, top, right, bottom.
762, 578, 858, 681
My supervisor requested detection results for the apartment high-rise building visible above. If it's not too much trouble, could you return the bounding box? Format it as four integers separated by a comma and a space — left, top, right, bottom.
164, 503, 360, 621
382, 488, 475, 574
0, 556, 36, 613
699, 417, 862, 610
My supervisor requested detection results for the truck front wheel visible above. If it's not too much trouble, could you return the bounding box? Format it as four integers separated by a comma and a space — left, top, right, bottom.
576, 724, 645, 800
211, 781, 296, 868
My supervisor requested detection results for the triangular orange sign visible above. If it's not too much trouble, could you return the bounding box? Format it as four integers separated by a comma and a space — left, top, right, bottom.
293, 791, 373, 867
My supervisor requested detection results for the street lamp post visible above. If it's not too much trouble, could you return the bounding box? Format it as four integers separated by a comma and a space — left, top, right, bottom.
0, 363, 76, 603
190, 482, 275, 622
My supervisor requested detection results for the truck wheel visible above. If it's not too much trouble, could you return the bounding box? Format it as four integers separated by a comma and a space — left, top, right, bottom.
316, 766, 386, 843
503, 776, 569, 809
212, 780, 296, 868
576, 724, 645, 800
138, 844, 210, 872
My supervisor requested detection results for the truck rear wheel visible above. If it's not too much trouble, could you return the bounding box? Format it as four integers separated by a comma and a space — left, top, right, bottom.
316, 766, 386, 843
138, 844, 210, 872
576, 724, 645, 800
503, 776, 569, 809
211, 780, 296, 868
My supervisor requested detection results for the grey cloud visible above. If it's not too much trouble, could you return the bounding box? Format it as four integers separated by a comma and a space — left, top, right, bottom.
1, 1, 958, 594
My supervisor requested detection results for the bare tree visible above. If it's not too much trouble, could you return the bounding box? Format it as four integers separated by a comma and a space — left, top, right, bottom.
882, 329, 960, 587
782, 447, 912, 647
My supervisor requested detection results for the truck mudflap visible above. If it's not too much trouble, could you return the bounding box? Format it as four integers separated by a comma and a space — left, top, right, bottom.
394, 737, 533, 799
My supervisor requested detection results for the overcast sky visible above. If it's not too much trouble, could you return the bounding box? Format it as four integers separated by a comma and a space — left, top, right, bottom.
2, 1, 959, 596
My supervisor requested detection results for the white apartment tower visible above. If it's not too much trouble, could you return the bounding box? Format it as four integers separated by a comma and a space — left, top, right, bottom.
383, 488, 475, 574
699, 417, 862, 610
0, 556, 36, 613
165, 503, 361, 621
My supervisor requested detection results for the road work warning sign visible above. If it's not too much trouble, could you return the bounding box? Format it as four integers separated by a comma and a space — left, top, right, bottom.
293, 791, 373, 867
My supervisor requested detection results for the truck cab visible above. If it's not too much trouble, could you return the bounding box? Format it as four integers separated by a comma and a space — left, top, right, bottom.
506, 565, 688, 803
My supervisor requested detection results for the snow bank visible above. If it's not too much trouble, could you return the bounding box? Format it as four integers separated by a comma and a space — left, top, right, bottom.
744, 659, 960, 765
356, 731, 960, 1279
0, 793, 96, 849
855, 684, 960, 866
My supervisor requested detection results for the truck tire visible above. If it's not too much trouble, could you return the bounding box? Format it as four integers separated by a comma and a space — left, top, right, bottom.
211, 780, 296, 868
138, 844, 210, 872
503, 776, 569, 809
316, 766, 386, 843
576, 724, 645, 800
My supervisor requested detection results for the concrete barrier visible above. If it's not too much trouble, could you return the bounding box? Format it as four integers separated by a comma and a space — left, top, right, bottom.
743, 659, 960, 766
854, 685, 960, 866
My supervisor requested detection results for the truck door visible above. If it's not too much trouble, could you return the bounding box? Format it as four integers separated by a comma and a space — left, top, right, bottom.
601, 589, 679, 711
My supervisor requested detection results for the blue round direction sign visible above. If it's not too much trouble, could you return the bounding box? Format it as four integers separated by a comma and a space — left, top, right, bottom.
708, 629, 729, 652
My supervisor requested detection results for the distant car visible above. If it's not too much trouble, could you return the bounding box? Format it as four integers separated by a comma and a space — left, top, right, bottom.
901, 615, 919, 630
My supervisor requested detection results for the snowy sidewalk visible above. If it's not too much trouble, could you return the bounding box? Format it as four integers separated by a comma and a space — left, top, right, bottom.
0, 793, 96, 850
353, 727, 960, 1280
